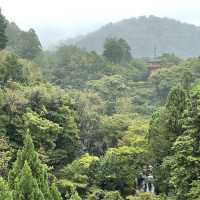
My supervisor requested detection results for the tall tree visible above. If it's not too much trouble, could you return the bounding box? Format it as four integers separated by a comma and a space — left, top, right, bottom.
1, 54, 24, 85
148, 86, 187, 194
165, 86, 187, 135
17, 29, 42, 60
163, 135, 200, 200
8, 133, 61, 200
103, 38, 132, 64
0, 10, 7, 49
0, 177, 13, 200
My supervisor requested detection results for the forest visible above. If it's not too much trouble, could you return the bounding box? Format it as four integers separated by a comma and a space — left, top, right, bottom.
0, 10, 200, 200
65, 16, 200, 58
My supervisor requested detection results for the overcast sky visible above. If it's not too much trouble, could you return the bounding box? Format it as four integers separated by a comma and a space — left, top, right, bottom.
1, 0, 200, 47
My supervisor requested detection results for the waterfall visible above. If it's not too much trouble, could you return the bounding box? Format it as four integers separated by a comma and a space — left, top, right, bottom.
136, 165, 155, 194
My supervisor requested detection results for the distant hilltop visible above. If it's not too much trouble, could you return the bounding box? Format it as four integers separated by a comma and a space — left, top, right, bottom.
65, 15, 200, 58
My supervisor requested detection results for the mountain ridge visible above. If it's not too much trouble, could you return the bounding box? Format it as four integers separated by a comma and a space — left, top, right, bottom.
65, 15, 200, 58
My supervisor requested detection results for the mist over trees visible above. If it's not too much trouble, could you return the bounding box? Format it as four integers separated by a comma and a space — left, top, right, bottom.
5, 22, 42, 60
1, 9, 200, 200
66, 15, 200, 58
0, 11, 7, 49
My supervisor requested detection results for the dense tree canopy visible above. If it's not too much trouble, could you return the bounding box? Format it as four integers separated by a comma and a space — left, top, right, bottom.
2, 12, 200, 200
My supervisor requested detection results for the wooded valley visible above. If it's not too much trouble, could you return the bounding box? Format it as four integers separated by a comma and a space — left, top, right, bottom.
0, 10, 200, 200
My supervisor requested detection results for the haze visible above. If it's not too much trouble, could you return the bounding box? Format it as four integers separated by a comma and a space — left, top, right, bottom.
1, 0, 200, 48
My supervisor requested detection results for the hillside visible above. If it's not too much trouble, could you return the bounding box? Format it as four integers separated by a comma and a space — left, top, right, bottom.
2, 8, 200, 200
66, 15, 200, 58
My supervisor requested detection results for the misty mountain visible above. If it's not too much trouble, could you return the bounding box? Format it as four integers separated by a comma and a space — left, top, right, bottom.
65, 16, 200, 58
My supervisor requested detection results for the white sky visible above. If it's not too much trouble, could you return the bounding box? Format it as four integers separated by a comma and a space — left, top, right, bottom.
1, 0, 200, 47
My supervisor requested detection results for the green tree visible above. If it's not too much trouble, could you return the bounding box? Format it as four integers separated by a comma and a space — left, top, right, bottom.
150, 64, 192, 102
103, 191, 124, 200
13, 161, 45, 200
25, 84, 79, 167
87, 75, 128, 115
22, 111, 61, 150
162, 84, 200, 199
103, 38, 132, 64
188, 179, 200, 200
5, 22, 21, 49
96, 146, 147, 195
0, 137, 12, 177
71, 91, 105, 155
98, 114, 131, 153
8, 133, 61, 200
182, 84, 200, 152
0, 11, 7, 49
69, 188, 81, 200
0, 177, 13, 200
165, 86, 187, 135
17, 29, 42, 60
5, 23, 41, 60
50, 183, 63, 200
163, 136, 200, 200
127, 192, 163, 200
0, 54, 24, 85
87, 188, 124, 200
158, 53, 181, 66
148, 86, 187, 194
58, 154, 99, 197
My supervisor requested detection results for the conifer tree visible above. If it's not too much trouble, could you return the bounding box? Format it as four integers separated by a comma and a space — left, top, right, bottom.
13, 161, 45, 200
166, 86, 187, 135
182, 84, 200, 152
0, 10, 7, 49
148, 86, 187, 194
0, 177, 13, 200
8, 133, 61, 200
69, 189, 81, 200
50, 183, 63, 200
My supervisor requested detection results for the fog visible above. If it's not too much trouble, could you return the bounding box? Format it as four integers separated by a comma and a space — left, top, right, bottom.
1, 0, 200, 47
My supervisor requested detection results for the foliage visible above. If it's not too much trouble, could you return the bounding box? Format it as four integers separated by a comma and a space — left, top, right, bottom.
150, 65, 191, 101
16, 29, 42, 60
59, 154, 99, 196
3, 11, 200, 200
98, 114, 132, 151
49, 45, 107, 89
87, 75, 128, 114
0, 11, 7, 49
0, 177, 13, 200
103, 38, 132, 64
67, 15, 200, 58
96, 146, 147, 195
70, 91, 105, 155
8, 133, 61, 200
163, 136, 200, 200
6, 22, 42, 60
0, 51, 42, 85
148, 86, 187, 194
87, 188, 124, 200
0, 137, 12, 177
161, 84, 200, 199
119, 118, 149, 149
158, 53, 181, 67
69, 189, 81, 200
188, 179, 200, 200
126, 192, 164, 200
